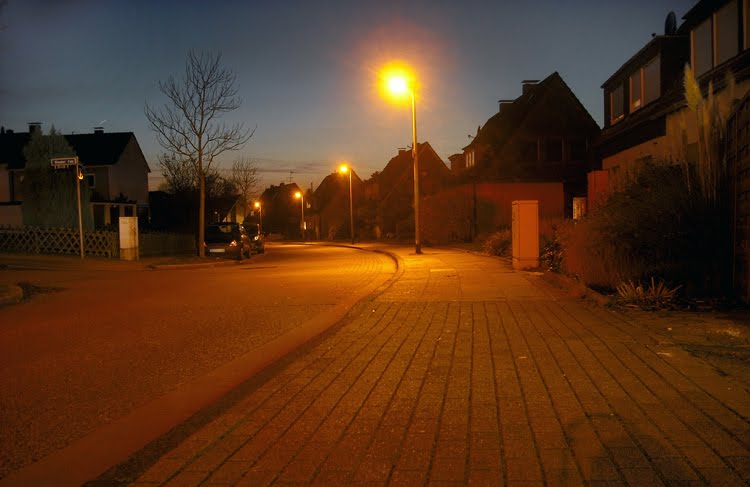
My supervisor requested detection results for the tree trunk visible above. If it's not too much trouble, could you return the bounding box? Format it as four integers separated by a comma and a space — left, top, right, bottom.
198, 143, 205, 258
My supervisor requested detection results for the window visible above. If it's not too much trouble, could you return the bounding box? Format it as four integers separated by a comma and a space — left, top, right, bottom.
643, 55, 660, 105
546, 139, 563, 162
569, 139, 587, 161
85, 174, 95, 188
610, 84, 624, 123
520, 140, 538, 162
716, 0, 738, 65
630, 70, 642, 111
466, 150, 475, 168
693, 17, 713, 76
692, 0, 739, 76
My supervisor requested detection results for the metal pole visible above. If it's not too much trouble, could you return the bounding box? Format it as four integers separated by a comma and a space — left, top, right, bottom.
259, 206, 263, 236
301, 194, 305, 240
412, 90, 421, 254
349, 169, 354, 244
75, 159, 84, 259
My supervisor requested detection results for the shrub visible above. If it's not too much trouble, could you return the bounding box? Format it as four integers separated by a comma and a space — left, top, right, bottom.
616, 278, 681, 309
483, 228, 511, 256
558, 163, 731, 296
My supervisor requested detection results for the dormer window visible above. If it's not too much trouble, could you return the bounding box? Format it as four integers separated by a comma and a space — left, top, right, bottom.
610, 84, 624, 124
630, 70, 642, 112
692, 0, 739, 76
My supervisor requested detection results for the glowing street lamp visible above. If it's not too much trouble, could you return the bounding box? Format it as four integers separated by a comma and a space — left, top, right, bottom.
339, 163, 354, 244
382, 64, 421, 254
294, 191, 305, 240
254, 201, 262, 235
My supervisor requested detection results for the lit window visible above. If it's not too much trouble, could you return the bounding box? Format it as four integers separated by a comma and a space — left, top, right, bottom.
610, 84, 624, 123
716, 0, 738, 65
630, 70, 642, 111
693, 17, 713, 76
643, 55, 660, 105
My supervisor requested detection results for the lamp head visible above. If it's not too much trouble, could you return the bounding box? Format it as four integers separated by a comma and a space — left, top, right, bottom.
294, 191, 302, 199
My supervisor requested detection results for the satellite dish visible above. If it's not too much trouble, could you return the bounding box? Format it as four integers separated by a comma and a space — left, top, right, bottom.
665, 11, 677, 35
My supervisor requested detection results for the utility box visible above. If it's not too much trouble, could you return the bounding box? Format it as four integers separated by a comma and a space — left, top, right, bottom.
512, 200, 538, 270
119, 216, 139, 261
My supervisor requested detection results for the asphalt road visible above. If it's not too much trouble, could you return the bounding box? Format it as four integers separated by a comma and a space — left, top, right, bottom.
0, 243, 395, 480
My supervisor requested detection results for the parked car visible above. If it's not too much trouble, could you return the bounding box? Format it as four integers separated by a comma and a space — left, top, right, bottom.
204, 223, 250, 260
243, 222, 265, 254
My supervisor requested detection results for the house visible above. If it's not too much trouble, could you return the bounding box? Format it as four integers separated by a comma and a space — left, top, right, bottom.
598, 0, 750, 186
0, 123, 151, 227
461, 73, 600, 215
311, 169, 364, 240
258, 182, 304, 238
369, 142, 452, 238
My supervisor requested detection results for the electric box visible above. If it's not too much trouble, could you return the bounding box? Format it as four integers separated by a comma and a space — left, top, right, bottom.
512, 200, 539, 270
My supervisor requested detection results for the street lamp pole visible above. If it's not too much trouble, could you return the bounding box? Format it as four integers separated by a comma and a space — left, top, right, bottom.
340, 164, 355, 244
295, 191, 305, 240
254, 201, 262, 235
348, 168, 354, 244
411, 89, 421, 254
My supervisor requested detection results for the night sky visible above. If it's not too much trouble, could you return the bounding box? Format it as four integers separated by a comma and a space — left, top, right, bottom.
1, 0, 692, 192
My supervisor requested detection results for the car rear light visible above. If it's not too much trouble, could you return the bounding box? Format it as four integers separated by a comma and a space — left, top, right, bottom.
229, 240, 238, 247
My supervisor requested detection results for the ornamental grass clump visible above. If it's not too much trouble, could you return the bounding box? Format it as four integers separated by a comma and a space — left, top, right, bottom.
616, 277, 681, 310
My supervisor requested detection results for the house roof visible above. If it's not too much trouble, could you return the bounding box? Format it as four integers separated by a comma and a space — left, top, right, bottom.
378, 142, 450, 187
65, 132, 134, 167
601, 35, 685, 89
464, 72, 598, 153
313, 170, 362, 210
0, 130, 141, 170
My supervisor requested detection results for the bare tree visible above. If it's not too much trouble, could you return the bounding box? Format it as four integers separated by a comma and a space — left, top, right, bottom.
146, 50, 254, 256
229, 156, 259, 219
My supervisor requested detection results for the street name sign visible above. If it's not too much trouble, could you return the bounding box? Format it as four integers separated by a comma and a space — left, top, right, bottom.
51, 157, 78, 168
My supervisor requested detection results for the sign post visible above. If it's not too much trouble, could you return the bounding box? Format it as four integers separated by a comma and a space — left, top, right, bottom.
51, 157, 85, 259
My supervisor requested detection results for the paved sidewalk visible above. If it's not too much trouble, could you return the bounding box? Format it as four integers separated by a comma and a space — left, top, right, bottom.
125, 245, 750, 486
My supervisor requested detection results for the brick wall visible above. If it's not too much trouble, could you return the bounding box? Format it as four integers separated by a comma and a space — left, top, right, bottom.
422, 182, 564, 244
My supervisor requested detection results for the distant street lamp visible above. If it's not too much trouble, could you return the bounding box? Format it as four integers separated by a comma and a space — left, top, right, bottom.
294, 191, 305, 240
254, 201, 262, 235
383, 64, 421, 254
339, 163, 354, 244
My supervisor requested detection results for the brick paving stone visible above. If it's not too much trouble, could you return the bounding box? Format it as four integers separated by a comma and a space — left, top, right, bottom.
127, 246, 750, 486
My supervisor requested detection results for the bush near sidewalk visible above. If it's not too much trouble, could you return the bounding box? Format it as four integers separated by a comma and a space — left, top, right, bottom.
557, 163, 732, 297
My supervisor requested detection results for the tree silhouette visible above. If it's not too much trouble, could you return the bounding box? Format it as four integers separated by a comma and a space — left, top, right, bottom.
146, 50, 253, 256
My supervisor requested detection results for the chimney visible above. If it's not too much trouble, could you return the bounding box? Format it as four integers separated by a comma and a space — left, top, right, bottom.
498, 99, 514, 114
28, 122, 41, 134
521, 80, 539, 96
94, 126, 104, 134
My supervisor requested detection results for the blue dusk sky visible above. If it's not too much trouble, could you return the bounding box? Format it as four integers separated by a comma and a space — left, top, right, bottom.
1, 0, 692, 193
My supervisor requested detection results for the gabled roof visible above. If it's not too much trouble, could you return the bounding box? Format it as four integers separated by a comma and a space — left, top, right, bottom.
0, 131, 140, 170
0, 132, 30, 170
379, 142, 449, 187
464, 72, 598, 154
65, 132, 134, 167
313, 170, 362, 210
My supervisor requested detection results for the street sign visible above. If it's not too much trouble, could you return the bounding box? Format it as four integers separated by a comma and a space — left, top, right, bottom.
51, 157, 78, 168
